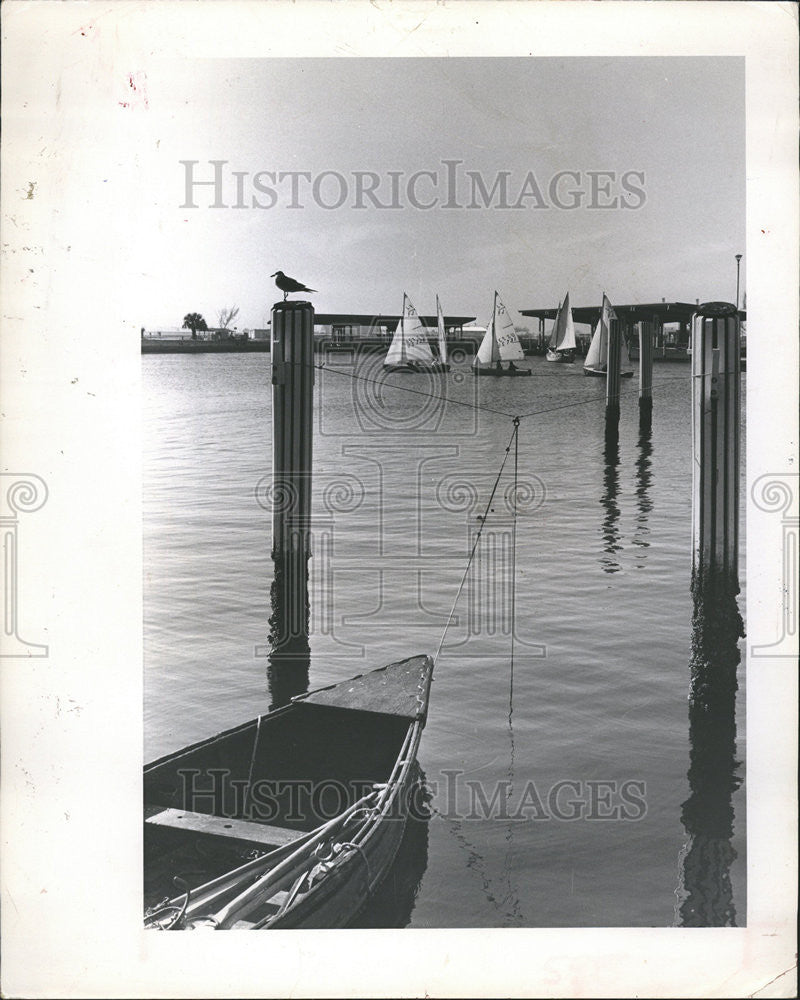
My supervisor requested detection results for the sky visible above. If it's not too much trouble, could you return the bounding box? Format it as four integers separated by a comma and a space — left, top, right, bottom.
132, 57, 745, 331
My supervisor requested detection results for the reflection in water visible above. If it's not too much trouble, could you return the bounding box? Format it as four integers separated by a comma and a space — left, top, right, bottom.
443, 813, 525, 926
599, 435, 622, 573
350, 765, 431, 928
266, 551, 310, 709
501, 654, 524, 924
677, 574, 744, 926
632, 426, 653, 565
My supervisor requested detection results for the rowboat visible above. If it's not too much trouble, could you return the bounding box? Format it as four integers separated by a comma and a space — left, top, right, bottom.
144, 654, 433, 930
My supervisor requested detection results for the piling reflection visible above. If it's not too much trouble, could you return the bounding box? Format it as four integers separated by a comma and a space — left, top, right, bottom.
266, 550, 310, 710
677, 574, 744, 926
350, 765, 431, 928
599, 435, 622, 573
632, 425, 653, 564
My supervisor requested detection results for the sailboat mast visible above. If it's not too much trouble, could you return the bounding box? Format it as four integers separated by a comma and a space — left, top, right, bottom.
436, 294, 448, 364
493, 290, 499, 362
400, 293, 407, 364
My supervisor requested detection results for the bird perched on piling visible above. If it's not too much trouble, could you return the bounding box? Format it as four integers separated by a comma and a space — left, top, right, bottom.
271, 270, 317, 301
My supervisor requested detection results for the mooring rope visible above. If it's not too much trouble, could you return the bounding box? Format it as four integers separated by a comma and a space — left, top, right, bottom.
313, 359, 692, 425
243, 714, 262, 816
509, 416, 519, 705
314, 361, 518, 418
433, 418, 520, 665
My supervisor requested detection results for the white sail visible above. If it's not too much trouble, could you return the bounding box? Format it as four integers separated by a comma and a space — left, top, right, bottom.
549, 292, 577, 352
584, 318, 606, 369
475, 313, 499, 364
385, 293, 434, 365
494, 292, 525, 361
584, 293, 613, 369
385, 316, 406, 365
436, 295, 448, 364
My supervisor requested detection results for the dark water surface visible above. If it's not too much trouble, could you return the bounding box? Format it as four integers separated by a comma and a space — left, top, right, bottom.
143, 351, 746, 927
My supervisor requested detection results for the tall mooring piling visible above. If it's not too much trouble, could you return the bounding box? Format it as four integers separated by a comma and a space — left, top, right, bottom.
680, 300, 744, 925
605, 317, 622, 440
691, 301, 741, 591
638, 320, 654, 431
267, 300, 315, 687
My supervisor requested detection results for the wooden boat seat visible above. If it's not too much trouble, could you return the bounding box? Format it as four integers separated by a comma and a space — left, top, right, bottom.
144, 805, 303, 849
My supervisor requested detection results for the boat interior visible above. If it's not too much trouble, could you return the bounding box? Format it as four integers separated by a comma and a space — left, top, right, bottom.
145, 703, 410, 832
143, 704, 411, 909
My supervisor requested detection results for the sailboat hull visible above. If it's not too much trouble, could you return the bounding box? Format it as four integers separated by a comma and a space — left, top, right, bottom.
546, 349, 574, 363
583, 366, 635, 378
384, 363, 444, 374
473, 365, 531, 377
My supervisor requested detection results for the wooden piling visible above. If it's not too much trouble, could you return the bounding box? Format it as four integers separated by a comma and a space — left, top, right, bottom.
638, 320, 654, 430
269, 300, 315, 656
691, 302, 741, 589
605, 316, 622, 437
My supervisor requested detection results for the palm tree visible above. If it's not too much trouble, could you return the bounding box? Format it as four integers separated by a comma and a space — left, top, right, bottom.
182, 312, 207, 340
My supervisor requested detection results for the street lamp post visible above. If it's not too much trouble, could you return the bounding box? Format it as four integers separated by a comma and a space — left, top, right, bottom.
735, 254, 743, 311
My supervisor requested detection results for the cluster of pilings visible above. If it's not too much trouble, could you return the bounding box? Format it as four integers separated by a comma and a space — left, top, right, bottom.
604, 320, 654, 442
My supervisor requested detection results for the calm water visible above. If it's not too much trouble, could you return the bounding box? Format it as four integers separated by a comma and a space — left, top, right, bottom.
143, 350, 746, 927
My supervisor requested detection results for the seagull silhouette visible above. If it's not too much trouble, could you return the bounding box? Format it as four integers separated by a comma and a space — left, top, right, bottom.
270, 270, 317, 301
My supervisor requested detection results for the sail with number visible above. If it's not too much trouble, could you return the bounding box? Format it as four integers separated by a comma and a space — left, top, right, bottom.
475, 291, 525, 365
436, 295, 448, 365
549, 292, 577, 352
385, 293, 435, 367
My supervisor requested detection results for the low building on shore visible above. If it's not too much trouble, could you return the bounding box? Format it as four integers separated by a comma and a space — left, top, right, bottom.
520, 300, 746, 360
312, 312, 477, 348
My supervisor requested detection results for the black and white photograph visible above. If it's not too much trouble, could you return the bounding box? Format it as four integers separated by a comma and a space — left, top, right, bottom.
1, 2, 797, 997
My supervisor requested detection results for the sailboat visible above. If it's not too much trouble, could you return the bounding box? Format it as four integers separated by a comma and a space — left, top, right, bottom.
384, 293, 437, 373
545, 292, 577, 363
583, 293, 635, 378
433, 294, 450, 372
473, 291, 531, 377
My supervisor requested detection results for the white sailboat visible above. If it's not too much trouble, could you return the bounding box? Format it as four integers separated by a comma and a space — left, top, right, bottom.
583, 293, 634, 378
546, 292, 577, 363
384, 293, 436, 372
434, 295, 450, 371
473, 291, 531, 377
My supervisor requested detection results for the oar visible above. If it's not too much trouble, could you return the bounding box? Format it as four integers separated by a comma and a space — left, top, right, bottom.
181, 828, 319, 918
212, 791, 379, 929
145, 790, 380, 927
